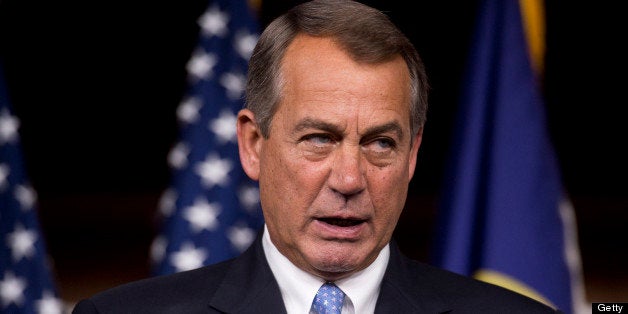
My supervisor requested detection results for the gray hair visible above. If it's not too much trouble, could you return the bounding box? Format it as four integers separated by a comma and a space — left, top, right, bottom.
245, 0, 429, 138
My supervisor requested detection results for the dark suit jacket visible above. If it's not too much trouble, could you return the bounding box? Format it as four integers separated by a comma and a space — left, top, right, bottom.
72, 234, 561, 313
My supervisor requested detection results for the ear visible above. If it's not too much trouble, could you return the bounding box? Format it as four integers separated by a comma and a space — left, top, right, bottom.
407, 127, 423, 181
237, 109, 263, 181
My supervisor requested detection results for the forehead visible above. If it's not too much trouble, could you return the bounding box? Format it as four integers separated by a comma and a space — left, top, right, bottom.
276, 35, 411, 129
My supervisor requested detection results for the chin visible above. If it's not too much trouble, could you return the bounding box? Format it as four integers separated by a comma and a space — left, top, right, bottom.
309, 250, 364, 279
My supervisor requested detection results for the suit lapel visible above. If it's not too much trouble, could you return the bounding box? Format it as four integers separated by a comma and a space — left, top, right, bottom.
206, 235, 453, 313
375, 241, 451, 314
207, 233, 287, 314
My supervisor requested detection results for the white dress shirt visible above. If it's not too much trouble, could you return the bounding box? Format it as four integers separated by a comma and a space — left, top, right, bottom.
262, 225, 390, 314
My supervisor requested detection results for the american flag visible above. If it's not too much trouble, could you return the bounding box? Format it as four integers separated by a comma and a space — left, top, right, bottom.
150, 0, 264, 275
0, 63, 62, 313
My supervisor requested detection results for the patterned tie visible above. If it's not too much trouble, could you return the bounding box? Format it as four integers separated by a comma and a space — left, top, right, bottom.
311, 282, 345, 314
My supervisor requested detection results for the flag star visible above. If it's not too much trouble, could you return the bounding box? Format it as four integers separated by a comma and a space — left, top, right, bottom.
186, 50, 217, 80
194, 154, 233, 188
0, 109, 20, 144
234, 30, 258, 60
35, 291, 63, 314
15, 184, 37, 211
238, 185, 260, 211
0, 272, 27, 307
7, 224, 37, 262
150, 236, 167, 264
209, 110, 237, 143
228, 225, 255, 252
177, 97, 202, 124
158, 188, 177, 217
0, 164, 9, 190
198, 5, 229, 37
169, 242, 208, 272
183, 198, 220, 232
220, 72, 246, 100
168, 142, 190, 170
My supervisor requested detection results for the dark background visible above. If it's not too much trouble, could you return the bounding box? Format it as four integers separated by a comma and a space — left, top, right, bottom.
1, 0, 626, 304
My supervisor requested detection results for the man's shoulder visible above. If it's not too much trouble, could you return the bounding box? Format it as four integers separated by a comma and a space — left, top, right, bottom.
395, 257, 561, 313
72, 259, 234, 314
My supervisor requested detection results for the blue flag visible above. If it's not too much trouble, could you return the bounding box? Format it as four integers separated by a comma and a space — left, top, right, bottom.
0, 63, 62, 313
151, 0, 264, 275
432, 1, 586, 313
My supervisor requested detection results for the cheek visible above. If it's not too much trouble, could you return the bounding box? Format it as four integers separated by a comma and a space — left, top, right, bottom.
260, 145, 325, 212
282, 145, 330, 187
368, 166, 409, 213
370, 182, 407, 240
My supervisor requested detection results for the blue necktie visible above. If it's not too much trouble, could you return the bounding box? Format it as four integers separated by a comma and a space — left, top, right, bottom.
311, 282, 345, 314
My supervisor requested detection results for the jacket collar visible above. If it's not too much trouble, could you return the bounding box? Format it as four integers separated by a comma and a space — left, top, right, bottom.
375, 240, 452, 314
207, 233, 451, 313
207, 232, 287, 313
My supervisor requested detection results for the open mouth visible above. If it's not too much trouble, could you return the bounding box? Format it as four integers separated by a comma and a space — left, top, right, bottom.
318, 218, 365, 227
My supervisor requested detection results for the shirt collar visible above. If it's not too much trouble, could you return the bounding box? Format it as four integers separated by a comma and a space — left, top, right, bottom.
262, 225, 390, 314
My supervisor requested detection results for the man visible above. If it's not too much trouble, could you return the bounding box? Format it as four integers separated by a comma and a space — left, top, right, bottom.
73, 0, 562, 313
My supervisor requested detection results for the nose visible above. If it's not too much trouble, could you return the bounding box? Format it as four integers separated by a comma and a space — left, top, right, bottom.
328, 144, 366, 198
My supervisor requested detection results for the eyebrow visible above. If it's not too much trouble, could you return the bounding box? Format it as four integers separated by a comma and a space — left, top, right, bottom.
293, 118, 404, 140
362, 122, 404, 142
293, 118, 344, 135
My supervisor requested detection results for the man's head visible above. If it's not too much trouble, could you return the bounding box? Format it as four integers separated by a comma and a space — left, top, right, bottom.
237, 0, 428, 281
245, 0, 428, 138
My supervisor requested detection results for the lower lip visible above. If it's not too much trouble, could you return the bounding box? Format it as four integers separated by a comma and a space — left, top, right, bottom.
312, 219, 367, 240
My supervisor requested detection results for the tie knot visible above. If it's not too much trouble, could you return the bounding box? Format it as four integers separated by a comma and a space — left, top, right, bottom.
311, 282, 345, 314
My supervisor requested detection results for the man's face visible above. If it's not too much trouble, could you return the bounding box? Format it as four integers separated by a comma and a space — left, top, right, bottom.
241, 35, 422, 280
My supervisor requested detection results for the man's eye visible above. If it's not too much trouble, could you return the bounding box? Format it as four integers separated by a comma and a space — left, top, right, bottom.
367, 138, 396, 150
374, 138, 394, 149
364, 137, 397, 155
303, 134, 334, 146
